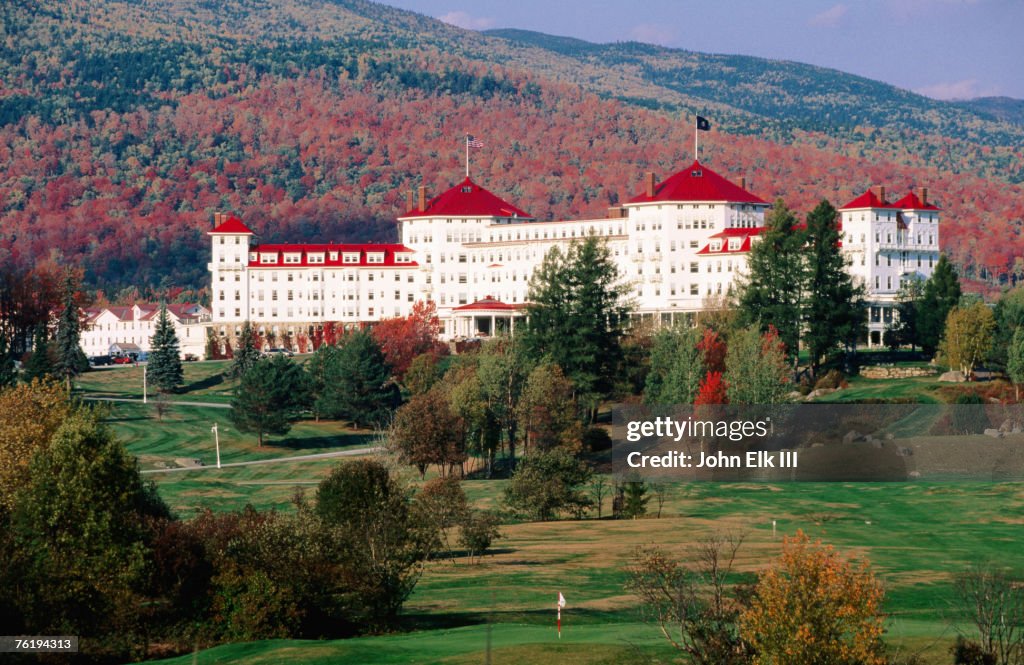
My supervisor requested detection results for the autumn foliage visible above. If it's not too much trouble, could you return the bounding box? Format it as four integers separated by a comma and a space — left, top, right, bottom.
371, 301, 446, 379
739, 530, 886, 665
694, 371, 729, 406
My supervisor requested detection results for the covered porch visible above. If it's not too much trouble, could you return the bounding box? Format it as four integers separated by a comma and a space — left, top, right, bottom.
451, 297, 527, 339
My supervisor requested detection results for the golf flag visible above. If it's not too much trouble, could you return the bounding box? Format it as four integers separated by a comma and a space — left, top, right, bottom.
696, 115, 711, 131
557, 592, 565, 638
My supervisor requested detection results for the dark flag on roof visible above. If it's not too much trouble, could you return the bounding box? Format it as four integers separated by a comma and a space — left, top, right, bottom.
696, 116, 711, 131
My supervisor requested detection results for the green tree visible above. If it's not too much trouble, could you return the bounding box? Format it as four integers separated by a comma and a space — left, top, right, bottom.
389, 388, 466, 478
306, 343, 339, 421
991, 287, 1024, 370
229, 355, 310, 446
504, 448, 593, 521
939, 302, 996, 378
522, 237, 631, 414
0, 334, 15, 389
803, 200, 866, 371
620, 479, 649, 519
6, 411, 169, 650
887, 275, 925, 351
23, 325, 54, 383
229, 321, 261, 378
458, 510, 502, 564
315, 460, 432, 629
323, 330, 399, 429
54, 271, 87, 390
645, 326, 704, 404
725, 326, 791, 404
476, 338, 529, 469
736, 200, 807, 363
918, 254, 962, 356
1007, 327, 1024, 401
516, 363, 582, 454
147, 302, 183, 393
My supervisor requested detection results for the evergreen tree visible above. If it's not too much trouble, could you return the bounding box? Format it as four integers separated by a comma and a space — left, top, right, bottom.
887, 276, 925, 351
990, 287, 1024, 370
229, 355, 310, 446
53, 271, 86, 390
321, 330, 399, 429
0, 335, 16, 389
917, 254, 961, 356
1007, 327, 1024, 401
620, 479, 649, 519
23, 325, 54, 383
736, 200, 806, 363
147, 303, 183, 393
803, 200, 866, 372
521, 236, 631, 412
229, 321, 261, 378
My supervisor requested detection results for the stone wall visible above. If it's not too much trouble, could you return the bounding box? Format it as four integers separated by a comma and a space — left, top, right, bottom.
860, 365, 937, 380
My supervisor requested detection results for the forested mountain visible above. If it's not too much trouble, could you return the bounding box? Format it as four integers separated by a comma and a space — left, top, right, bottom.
1, 0, 1022, 297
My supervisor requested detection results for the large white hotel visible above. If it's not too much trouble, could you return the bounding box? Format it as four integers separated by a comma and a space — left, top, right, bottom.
206, 160, 941, 350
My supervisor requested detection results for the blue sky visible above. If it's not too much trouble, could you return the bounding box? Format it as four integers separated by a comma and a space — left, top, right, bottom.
383, 0, 1024, 100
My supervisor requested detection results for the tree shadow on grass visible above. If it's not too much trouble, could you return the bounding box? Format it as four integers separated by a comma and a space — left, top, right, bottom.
184, 372, 225, 393
268, 433, 377, 451
400, 607, 630, 632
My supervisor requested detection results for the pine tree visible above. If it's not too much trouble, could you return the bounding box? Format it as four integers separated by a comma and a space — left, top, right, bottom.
917, 254, 961, 356
321, 330, 399, 429
736, 200, 806, 363
887, 276, 925, 351
229, 321, 261, 378
803, 200, 866, 372
620, 479, 649, 519
23, 325, 54, 383
229, 355, 310, 446
0, 334, 16, 389
53, 271, 86, 391
522, 236, 631, 412
147, 303, 183, 393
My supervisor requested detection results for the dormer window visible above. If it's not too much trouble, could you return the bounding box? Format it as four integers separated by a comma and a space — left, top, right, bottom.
711, 241, 722, 252
367, 253, 385, 264
461, 186, 472, 193
728, 238, 740, 250
343, 253, 359, 264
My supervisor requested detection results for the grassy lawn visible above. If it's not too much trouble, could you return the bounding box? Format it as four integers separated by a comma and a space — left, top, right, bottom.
76, 360, 238, 403
811, 374, 946, 403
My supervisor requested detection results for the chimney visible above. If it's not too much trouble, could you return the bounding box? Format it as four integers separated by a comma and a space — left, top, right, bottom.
645, 172, 656, 198
406, 190, 414, 212
919, 187, 928, 206
873, 186, 886, 203
214, 212, 222, 226
417, 186, 427, 212
738, 176, 746, 191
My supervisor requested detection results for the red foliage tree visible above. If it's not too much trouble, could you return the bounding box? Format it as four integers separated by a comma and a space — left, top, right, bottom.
322, 321, 339, 347
697, 329, 727, 374
371, 301, 446, 378
695, 371, 729, 405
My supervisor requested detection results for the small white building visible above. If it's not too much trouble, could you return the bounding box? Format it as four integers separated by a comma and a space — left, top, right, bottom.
81, 303, 211, 359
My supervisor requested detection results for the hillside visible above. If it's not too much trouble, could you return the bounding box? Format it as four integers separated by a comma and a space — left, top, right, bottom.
0, 0, 1022, 296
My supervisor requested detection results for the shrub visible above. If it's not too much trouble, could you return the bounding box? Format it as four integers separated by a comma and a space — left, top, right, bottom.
583, 426, 613, 452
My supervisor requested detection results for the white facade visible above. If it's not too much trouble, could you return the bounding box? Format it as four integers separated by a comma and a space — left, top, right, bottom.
81, 303, 211, 358
206, 164, 940, 348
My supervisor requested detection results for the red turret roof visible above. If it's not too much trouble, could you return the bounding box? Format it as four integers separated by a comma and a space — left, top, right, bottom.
892, 191, 941, 211
209, 215, 255, 234
839, 190, 895, 210
400, 178, 532, 219
627, 161, 767, 205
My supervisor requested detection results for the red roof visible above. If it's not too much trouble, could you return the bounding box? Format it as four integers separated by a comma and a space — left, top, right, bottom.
248, 243, 418, 268
209, 215, 255, 234
627, 161, 767, 205
400, 178, 532, 219
453, 297, 524, 312
696, 227, 766, 255
891, 191, 941, 211
839, 190, 895, 210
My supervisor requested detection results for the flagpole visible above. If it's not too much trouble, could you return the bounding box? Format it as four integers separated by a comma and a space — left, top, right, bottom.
557, 603, 561, 639
694, 115, 698, 163
465, 135, 469, 178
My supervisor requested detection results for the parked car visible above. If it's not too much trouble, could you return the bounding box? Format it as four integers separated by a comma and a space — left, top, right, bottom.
88, 355, 113, 367
113, 356, 134, 365
183, 353, 199, 362
262, 347, 295, 357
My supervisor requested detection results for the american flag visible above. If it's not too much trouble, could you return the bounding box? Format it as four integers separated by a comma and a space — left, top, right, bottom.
466, 135, 484, 148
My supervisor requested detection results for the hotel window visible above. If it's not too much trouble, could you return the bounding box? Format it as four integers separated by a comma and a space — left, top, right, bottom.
690, 284, 698, 295
690, 262, 698, 273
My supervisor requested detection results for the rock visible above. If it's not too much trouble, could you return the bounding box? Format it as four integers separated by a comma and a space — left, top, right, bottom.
873, 440, 884, 449
842, 430, 861, 444
984, 428, 1004, 438
885, 433, 895, 441
811, 442, 825, 448
938, 371, 966, 383
999, 419, 1013, 433
909, 471, 921, 479
786, 391, 804, 401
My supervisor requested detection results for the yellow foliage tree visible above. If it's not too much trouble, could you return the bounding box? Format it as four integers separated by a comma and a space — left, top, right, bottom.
739, 530, 886, 665
939, 302, 996, 378
0, 379, 73, 510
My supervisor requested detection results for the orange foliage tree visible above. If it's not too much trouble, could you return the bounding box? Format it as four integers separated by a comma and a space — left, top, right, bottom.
694, 371, 728, 406
371, 301, 445, 379
739, 530, 886, 665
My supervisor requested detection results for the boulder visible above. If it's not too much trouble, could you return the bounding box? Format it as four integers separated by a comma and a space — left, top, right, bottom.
842, 430, 862, 444
938, 370, 966, 383
984, 428, 1004, 438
